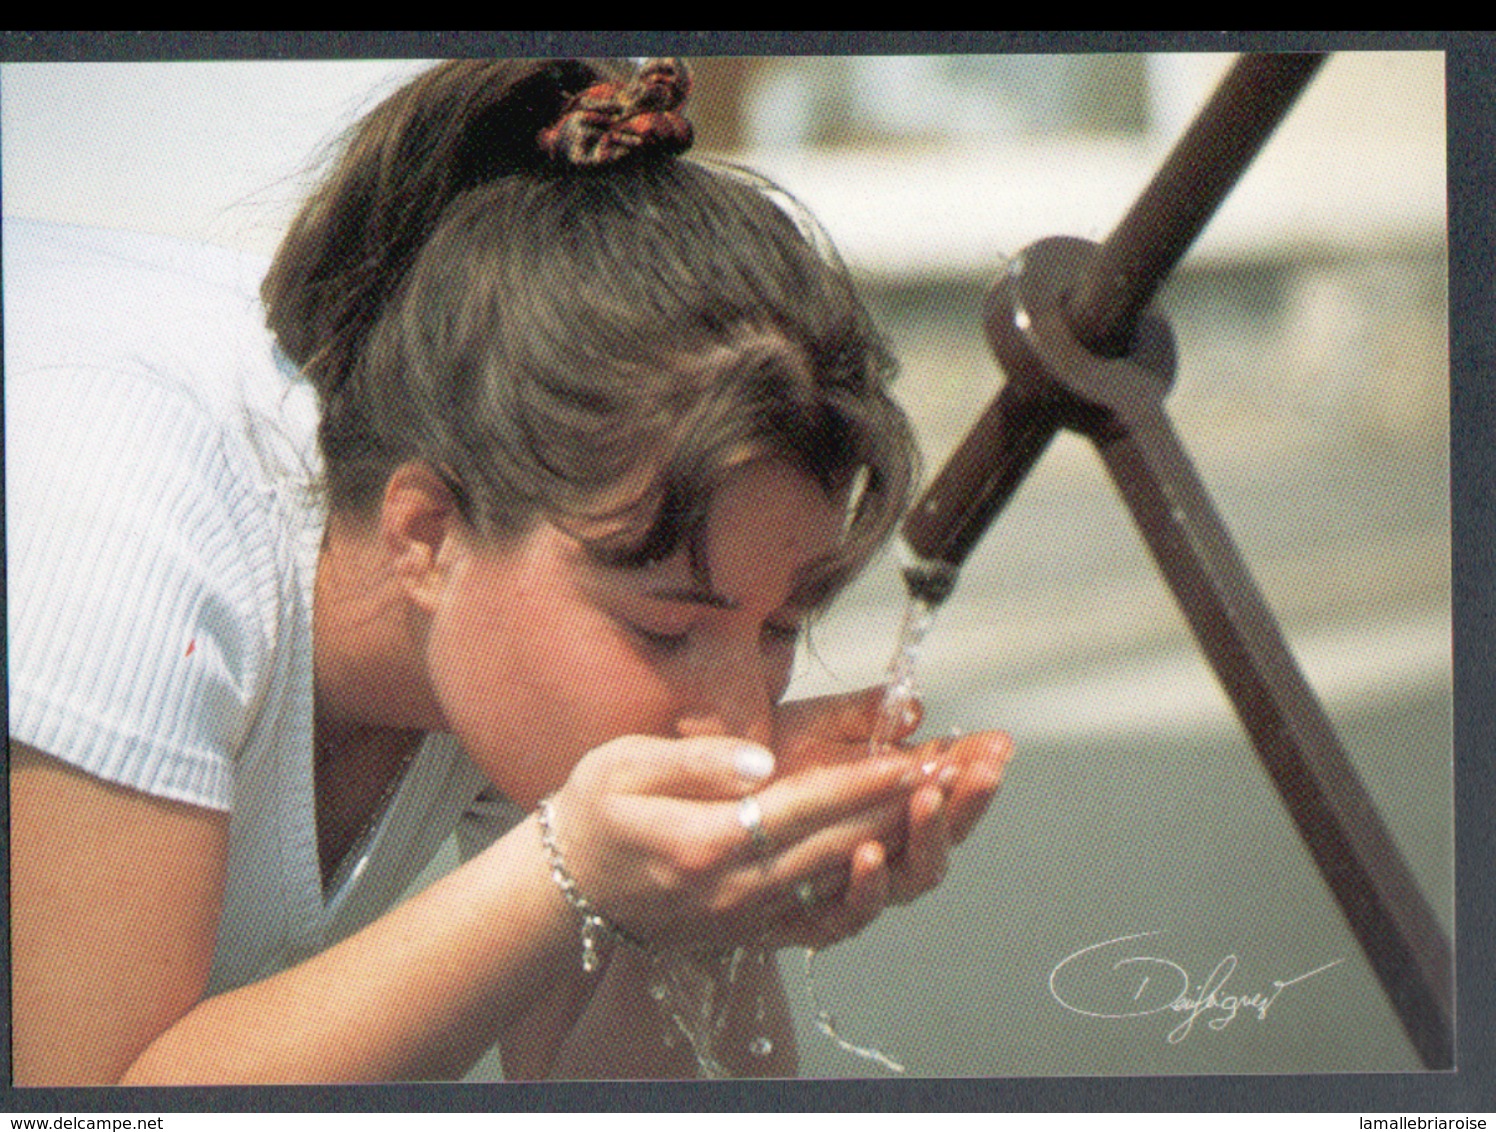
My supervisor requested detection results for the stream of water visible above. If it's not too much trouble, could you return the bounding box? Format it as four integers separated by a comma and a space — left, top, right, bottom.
799, 582, 948, 1075
650, 561, 952, 1075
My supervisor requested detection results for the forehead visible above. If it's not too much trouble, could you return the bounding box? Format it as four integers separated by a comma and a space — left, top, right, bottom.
583, 460, 846, 608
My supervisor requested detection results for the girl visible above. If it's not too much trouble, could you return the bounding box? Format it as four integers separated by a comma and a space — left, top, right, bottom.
8, 58, 1011, 1083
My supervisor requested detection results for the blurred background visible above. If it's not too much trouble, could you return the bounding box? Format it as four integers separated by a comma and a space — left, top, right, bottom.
3, 52, 1449, 1077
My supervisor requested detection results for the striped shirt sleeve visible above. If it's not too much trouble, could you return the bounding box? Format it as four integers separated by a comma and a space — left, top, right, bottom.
7, 352, 277, 812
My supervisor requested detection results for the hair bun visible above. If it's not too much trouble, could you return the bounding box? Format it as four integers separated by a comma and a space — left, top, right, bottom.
538, 57, 694, 166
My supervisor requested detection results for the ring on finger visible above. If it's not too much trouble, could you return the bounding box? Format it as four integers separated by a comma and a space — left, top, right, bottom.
738, 794, 771, 856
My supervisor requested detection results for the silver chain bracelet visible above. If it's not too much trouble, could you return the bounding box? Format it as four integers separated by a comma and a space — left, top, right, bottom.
537, 794, 648, 972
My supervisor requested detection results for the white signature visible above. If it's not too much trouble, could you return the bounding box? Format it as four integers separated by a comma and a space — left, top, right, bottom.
1049, 932, 1345, 1044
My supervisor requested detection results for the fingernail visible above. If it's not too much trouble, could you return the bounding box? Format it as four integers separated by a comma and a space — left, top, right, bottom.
732, 743, 776, 780
937, 764, 960, 789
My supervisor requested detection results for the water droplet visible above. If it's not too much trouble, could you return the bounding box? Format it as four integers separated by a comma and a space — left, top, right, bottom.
749, 1036, 774, 1057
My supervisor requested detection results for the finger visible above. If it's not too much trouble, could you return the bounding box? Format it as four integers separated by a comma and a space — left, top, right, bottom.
595, 734, 778, 800
928, 731, 1014, 844
844, 839, 890, 917
752, 795, 907, 887
747, 752, 917, 851
776, 841, 889, 951
890, 783, 950, 904
813, 839, 889, 948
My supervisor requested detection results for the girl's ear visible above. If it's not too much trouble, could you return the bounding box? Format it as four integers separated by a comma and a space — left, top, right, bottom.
378, 462, 466, 613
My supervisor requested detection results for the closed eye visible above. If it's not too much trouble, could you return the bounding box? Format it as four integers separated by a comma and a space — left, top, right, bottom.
618, 618, 692, 656
618, 617, 799, 658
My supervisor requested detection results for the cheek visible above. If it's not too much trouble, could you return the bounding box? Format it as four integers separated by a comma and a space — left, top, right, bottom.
423, 602, 525, 773
425, 585, 689, 805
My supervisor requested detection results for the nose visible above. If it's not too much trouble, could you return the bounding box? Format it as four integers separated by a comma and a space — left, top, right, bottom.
675, 649, 777, 747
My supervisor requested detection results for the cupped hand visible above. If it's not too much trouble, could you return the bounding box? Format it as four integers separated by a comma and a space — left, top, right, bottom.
544, 732, 922, 954
772, 687, 1014, 906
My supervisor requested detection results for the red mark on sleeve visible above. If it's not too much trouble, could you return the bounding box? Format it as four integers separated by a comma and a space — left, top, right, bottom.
185, 639, 196, 657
